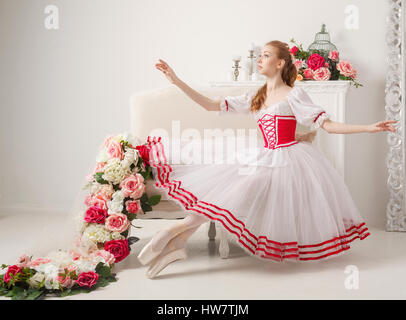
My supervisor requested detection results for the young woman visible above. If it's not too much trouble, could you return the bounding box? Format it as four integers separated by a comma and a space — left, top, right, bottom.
138, 40, 397, 279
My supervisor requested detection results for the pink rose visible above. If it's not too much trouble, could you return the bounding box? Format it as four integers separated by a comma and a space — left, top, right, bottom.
90, 250, 116, 265
313, 67, 331, 81
307, 53, 326, 71
104, 239, 130, 263
76, 271, 99, 288
16, 254, 31, 268
290, 46, 299, 56
84, 194, 108, 210
106, 140, 124, 160
337, 60, 356, 78
84, 206, 109, 224
120, 174, 146, 199
28, 258, 52, 267
56, 275, 75, 288
125, 199, 141, 214
329, 50, 339, 61
3, 265, 23, 283
96, 184, 114, 200
93, 162, 106, 174
303, 68, 314, 79
101, 135, 113, 149
105, 213, 130, 233
293, 59, 304, 70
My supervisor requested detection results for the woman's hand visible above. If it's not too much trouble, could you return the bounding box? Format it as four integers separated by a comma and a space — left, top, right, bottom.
295, 131, 317, 143
366, 120, 397, 133
155, 59, 179, 84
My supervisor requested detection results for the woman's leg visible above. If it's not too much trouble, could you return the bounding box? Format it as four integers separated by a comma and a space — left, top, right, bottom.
150, 213, 210, 252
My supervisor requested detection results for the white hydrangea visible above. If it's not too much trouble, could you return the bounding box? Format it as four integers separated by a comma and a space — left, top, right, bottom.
72, 258, 97, 273
102, 158, 131, 184
44, 250, 74, 268
82, 224, 111, 244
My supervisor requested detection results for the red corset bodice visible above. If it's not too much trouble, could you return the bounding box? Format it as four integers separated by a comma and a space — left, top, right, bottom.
257, 114, 298, 149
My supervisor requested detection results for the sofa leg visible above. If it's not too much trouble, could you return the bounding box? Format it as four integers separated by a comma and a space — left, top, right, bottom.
219, 225, 230, 259
208, 221, 216, 240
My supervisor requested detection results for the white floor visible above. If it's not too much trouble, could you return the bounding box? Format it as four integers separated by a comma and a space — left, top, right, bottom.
1, 211, 406, 300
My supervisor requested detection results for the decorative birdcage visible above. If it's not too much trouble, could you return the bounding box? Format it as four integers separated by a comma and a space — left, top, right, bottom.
307, 23, 338, 59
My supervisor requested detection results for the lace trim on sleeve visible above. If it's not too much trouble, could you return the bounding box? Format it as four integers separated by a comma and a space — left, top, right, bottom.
310, 111, 330, 131
218, 98, 229, 116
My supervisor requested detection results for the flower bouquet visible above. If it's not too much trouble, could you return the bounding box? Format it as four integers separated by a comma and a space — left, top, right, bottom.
0, 133, 161, 299
289, 38, 362, 88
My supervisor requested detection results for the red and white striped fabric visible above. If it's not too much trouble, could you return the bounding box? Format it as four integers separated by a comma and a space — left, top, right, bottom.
146, 135, 370, 263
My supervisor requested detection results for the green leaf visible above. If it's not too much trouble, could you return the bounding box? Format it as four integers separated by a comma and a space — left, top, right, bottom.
140, 193, 148, 202
120, 230, 129, 238
127, 236, 139, 246
10, 286, 26, 300
60, 289, 72, 297
96, 265, 112, 279
95, 172, 108, 184
25, 288, 45, 300
141, 202, 152, 212
0, 287, 10, 296
148, 194, 161, 206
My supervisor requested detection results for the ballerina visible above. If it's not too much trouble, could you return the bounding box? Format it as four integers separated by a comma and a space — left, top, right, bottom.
138, 40, 397, 279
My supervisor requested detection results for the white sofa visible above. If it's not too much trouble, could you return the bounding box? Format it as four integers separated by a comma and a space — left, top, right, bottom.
129, 84, 311, 258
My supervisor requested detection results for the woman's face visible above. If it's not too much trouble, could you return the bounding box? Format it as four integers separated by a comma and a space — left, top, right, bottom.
257, 45, 284, 77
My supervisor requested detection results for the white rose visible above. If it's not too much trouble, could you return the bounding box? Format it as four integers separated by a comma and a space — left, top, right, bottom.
111, 231, 125, 240
107, 200, 123, 214
27, 272, 45, 289
112, 190, 124, 202
44, 275, 61, 290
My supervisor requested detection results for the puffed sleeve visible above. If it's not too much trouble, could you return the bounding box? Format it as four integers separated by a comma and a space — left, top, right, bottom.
218, 90, 255, 116
287, 87, 331, 130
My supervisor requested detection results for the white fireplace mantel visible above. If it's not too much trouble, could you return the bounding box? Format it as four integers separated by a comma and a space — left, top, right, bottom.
208, 80, 352, 179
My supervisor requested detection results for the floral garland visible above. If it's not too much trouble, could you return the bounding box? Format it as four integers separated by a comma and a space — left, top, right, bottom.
0, 133, 161, 300
289, 38, 362, 88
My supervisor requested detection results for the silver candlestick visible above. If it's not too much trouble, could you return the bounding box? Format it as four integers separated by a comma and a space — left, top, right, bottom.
247, 49, 257, 79
232, 56, 241, 81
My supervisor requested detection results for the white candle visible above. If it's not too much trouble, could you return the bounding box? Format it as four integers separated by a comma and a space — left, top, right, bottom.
248, 42, 255, 51
233, 55, 241, 61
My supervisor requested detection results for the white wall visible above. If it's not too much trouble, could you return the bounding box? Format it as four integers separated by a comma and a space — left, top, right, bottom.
0, 0, 390, 228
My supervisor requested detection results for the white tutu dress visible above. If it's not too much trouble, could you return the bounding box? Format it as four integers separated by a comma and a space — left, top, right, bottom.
146, 85, 370, 262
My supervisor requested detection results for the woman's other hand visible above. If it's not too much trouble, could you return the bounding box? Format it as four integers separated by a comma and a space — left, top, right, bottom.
155, 59, 179, 84
366, 120, 397, 133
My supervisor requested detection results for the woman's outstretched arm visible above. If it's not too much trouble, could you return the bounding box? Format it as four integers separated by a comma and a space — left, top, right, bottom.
155, 59, 220, 111
321, 119, 397, 134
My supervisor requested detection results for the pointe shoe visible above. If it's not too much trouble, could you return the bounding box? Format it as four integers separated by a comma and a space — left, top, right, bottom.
146, 248, 187, 279
137, 228, 186, 265
137, 238, 162, 265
